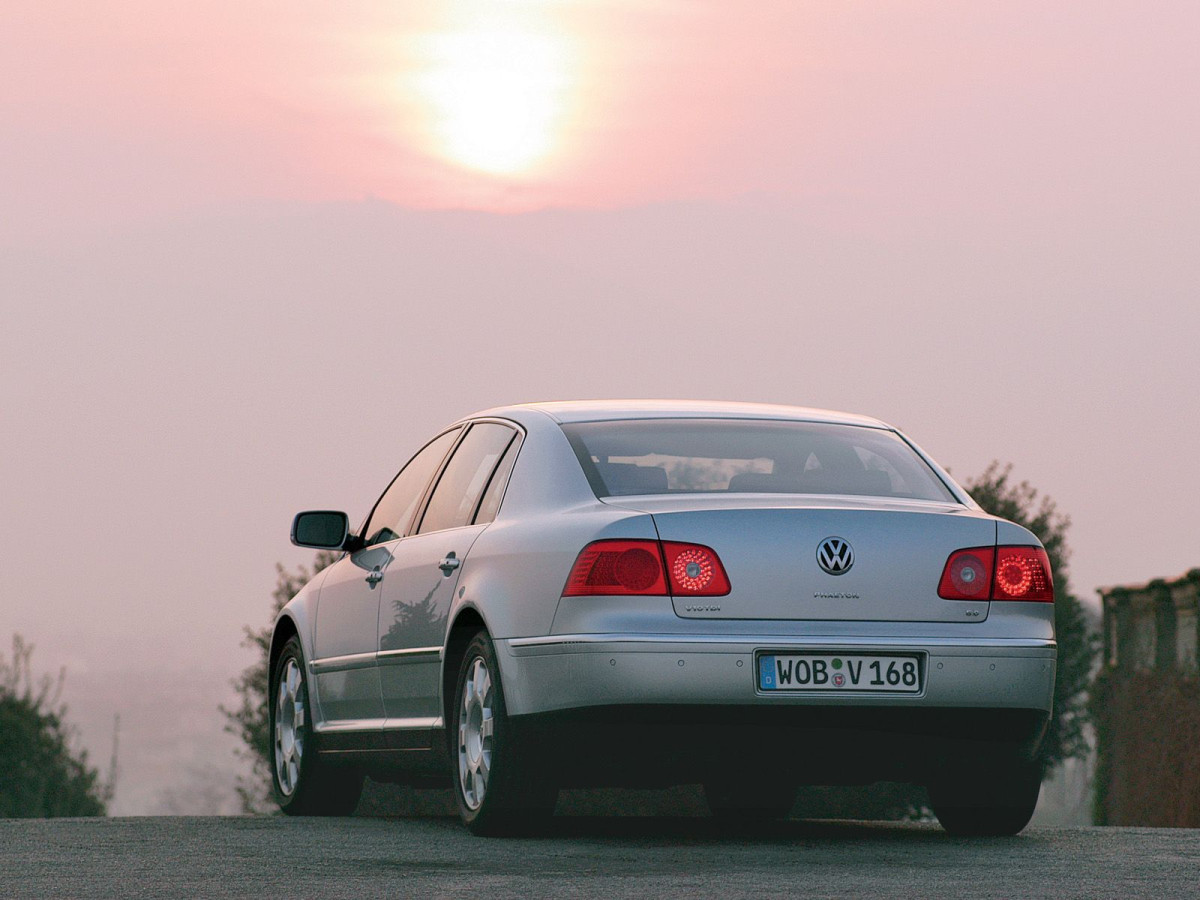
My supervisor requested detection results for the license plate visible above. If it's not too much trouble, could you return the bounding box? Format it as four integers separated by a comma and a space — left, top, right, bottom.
757, 652, 923, 693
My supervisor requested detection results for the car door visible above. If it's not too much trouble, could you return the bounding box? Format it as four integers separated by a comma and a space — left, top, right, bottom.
377, 421, 520, 736
311, 427, 460, 726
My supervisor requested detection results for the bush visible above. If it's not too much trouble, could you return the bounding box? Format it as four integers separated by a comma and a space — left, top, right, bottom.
0, 636, 110, 818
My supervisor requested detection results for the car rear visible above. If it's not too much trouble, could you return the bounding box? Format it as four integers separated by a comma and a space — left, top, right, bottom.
495, 412, 1056, 792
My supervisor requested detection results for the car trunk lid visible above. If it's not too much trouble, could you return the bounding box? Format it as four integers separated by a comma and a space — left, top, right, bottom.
605, 495, 995, 623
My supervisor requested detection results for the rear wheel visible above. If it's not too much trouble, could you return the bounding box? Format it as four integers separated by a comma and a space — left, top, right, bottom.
271, 636, 364, 816
452, 630, 556, 835
704, 775, 797, 823
929, 756, 1043, 836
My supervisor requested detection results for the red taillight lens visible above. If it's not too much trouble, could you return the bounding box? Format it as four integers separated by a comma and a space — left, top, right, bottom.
938, 545, 1054, 602
562, 540, 667, 596
662, 542, 731, 596
994, 546, 1054, 602
562, 540, 731, 597
938, 547, 995, 600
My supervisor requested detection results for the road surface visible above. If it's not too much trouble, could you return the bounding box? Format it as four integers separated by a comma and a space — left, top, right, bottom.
1, 816, 1195, 899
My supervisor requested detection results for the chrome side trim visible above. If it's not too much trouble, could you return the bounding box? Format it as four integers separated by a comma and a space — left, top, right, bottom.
376, 646, 443, 664
382, 717, 443, 731
507, 633, 1057, 651
313, 719, 387, 733
309, 651, 378, 673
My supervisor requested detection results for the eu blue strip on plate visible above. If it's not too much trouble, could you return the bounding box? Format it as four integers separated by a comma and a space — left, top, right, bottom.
759, 654, 776, 689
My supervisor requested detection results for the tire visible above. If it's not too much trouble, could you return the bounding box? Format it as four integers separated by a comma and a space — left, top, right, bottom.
928, 756, 1043, 837
704, 776, 797, 824
271, 636, 364, 816
452, 630, 557, 836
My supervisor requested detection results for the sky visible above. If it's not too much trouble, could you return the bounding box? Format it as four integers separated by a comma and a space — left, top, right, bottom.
2, 1, 1199, 812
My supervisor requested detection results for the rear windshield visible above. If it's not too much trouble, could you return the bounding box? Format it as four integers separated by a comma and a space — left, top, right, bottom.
561, 418, 956, 502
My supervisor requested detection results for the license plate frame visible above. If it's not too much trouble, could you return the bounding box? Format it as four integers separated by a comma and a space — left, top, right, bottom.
756, 651, 925, 694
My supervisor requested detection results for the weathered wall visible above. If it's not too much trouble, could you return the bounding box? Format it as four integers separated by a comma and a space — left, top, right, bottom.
1093, 670, 1200, 827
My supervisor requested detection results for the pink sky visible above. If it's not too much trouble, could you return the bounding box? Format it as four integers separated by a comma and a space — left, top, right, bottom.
7, 2, 1195, 223
2, 1, 1199, 812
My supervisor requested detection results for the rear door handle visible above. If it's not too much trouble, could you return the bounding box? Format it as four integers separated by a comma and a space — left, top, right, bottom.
438, 553, 461, 575
365, 567, 384, 587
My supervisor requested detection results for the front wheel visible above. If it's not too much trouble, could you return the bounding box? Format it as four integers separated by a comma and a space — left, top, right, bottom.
452, 631, 556, 835
928, 756, 1043, 837
271, 636, 364, 816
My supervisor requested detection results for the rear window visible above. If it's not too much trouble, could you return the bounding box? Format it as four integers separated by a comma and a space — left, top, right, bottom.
561, 418, 956, 502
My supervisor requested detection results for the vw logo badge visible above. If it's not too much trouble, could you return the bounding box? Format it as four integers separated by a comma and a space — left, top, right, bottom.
817, 537, 854, 575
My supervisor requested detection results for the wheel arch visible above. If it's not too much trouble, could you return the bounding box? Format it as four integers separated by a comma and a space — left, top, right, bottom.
441, 606, 490, 736
269, 614, 301, 689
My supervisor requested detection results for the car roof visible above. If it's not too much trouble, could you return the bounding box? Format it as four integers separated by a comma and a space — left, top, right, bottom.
467, 400, 892, 429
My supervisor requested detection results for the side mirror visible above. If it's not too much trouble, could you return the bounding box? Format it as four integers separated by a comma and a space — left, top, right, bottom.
291, 510, 350, 550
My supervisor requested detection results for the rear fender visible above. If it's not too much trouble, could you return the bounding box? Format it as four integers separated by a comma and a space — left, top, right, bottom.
449, 508, 659, 641
993, 519, 1057, 639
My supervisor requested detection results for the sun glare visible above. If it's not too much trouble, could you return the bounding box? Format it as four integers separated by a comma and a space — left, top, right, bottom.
415, 25, 574, 176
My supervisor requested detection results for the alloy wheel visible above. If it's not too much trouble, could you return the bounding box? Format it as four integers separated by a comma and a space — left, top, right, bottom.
458, 656, 495, 810
274, 657, 306, 796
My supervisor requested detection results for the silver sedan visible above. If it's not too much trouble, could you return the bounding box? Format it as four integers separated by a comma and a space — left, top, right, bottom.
273, 401, 1055, 835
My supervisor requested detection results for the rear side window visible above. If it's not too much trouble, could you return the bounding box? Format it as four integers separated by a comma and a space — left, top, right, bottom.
363, 428, 461, 545
473, 435, 521, 525
561, 418, 955, 502
419, 423, 517, 533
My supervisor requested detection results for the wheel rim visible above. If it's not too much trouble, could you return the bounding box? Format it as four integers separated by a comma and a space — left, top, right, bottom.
274, 657, 306, 797
457, 656, 494, 811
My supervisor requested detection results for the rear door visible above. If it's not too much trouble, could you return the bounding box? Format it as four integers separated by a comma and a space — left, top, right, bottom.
377, 421, 520, 734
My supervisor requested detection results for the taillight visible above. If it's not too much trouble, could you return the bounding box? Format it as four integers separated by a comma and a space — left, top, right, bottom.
938, 547, 994, 600
937, 545, 1054, 602
994, 546, 1054, 601
662, 542, 731, 596
562, 540, 731, 597
562, 540, 667, 596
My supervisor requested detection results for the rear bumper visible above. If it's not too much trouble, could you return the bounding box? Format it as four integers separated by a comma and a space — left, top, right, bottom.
507, 704, 1050, 788
498, 634, 1055, 788
498, 633, 1057, 716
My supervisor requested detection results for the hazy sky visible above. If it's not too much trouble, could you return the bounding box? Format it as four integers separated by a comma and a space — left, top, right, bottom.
3, 1, 1198, 706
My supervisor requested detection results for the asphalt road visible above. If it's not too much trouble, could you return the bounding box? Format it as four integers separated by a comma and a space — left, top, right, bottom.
2, 816, 1196, 899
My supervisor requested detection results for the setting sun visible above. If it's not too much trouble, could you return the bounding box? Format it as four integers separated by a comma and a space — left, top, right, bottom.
414, 24, 575, 176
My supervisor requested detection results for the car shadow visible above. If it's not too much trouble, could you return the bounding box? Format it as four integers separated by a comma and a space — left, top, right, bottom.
538, 815, 947, 843
372, 813, 953, 844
